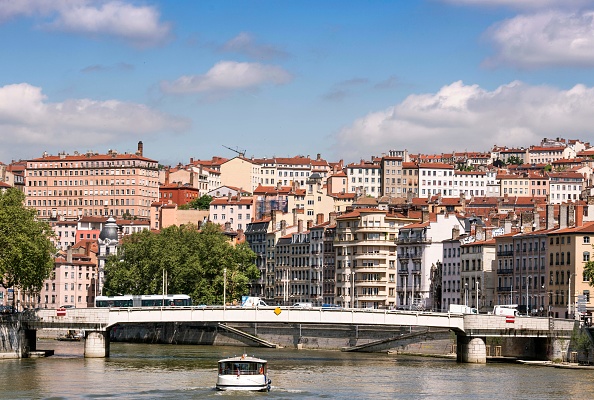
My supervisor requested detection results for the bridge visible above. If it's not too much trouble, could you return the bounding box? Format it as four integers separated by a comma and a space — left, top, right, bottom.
20, 307, 577, 363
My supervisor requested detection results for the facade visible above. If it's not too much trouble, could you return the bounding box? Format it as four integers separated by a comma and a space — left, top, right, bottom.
346, 159, 382, 197
334, 209, 410, 309
460, 238, 496, 313
453, 171, 489, 199
418, 163, 455, 198
380, 154, 404, 196
209, 195, 254, 232
397, 213, 466, 310
548, 172, 583, 204
25, 143, 159, 221
220, 157, 262, 193
39, 247, 97, 309
442, 237, 462, 312
159, 183, 200, 206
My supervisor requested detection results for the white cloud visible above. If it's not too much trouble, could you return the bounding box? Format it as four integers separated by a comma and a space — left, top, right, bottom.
485, 10, 594, 68
220, 32, 288, 60
333, 80, 594, 160
160, 61, 293, 95
0, 0, 171, 47
0, 83, 189, 159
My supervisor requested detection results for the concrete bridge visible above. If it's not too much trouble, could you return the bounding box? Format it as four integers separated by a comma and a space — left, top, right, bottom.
20, 307, 577, 363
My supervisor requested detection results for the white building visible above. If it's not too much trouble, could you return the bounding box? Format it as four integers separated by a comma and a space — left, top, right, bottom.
418, 163, 455, 198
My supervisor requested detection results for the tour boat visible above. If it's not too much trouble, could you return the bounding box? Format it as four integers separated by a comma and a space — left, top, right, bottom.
216, 354, 271, 391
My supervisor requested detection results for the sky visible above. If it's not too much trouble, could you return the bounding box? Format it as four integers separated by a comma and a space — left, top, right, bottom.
3, 0, 594, 166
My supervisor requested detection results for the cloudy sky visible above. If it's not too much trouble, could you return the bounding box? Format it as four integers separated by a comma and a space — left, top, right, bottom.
2, 0, 594, 165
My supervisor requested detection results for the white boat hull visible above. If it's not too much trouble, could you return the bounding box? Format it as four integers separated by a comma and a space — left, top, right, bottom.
216, 374, 270, 391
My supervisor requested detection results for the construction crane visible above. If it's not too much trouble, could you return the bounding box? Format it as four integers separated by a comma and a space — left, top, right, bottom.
222, 145, 246, 158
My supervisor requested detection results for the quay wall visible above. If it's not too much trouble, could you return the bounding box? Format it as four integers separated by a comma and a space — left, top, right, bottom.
0, 318, 23, 359
107, 322, 455, 355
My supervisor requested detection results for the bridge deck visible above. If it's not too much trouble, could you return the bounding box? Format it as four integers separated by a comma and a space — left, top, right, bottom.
22, 307, 576, 338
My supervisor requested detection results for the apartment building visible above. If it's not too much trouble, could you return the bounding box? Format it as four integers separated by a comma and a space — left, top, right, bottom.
39, 247, 97, 309
334, 209, 411, 309
460, 238, 496, 313
25, 142, 159, 221
453, 171, 489, 199
498, 172, 530, 197
548, 171, 584, 204
442, 234, 462, 312
418, 163, 455, 198
380, 152, 405, 196
220, 156, 262, 193
209, 195, 254, 232
346, 159, 382, 197
397, 213, 466, 310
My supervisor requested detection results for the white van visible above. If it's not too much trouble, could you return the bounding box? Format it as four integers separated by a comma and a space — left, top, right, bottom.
493, 304, 518, 317
292, 302, 313, 309
241, 297, 268, 307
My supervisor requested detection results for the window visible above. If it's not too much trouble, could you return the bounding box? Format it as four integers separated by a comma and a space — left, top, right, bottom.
584, 236, 590, 244
584, 252, 590, 262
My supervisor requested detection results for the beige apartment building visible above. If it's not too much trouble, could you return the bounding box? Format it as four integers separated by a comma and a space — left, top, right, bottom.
334, 209, 413, 309
25, 142, 159, 221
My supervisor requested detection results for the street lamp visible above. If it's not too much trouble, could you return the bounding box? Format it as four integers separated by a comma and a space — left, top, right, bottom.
464, 282, 468, 306
223, 268, 227, 310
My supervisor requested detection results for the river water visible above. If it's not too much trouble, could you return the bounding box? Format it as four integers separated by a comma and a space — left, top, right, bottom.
0, 340, 593, 399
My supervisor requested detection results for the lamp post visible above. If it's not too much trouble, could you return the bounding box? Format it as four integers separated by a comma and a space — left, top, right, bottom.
223, 268, 227, 310
464, 282, 468, 306
475, 280, 479, 311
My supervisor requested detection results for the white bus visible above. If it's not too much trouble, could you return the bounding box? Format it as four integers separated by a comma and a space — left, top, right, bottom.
493, 304, 518, 317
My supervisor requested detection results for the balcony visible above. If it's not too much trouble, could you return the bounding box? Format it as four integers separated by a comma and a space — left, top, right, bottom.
497, 268, 514, 275
497, 286, 513, 292
395, 236, 432, 245
398, 268, 409, 275
496, 250, 513, 257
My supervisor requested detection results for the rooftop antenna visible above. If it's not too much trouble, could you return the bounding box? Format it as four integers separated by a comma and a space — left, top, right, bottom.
223, 145, 246, 158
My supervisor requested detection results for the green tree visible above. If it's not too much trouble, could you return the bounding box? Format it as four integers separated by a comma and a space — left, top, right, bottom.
506, 155, 524, 165
178, 195, 212, 210
103, 222, 258, 304
583, 261, 594, 287
0, 188, 56, 304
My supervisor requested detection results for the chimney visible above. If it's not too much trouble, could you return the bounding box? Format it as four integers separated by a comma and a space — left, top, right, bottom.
67, 247, 72, 264
575, 204, 584, 227
533, 210, 540, 231
137, 141, 143, 157
316, 213, 324, 225
559, 204, 568, 229
452, 225, 460, 240
236, 228, 244, 242
293, 208, 298, 226
504, 218, 512, 234
421, 209, 430, 223
276, 181, 282, 191
307, 220, 313, 230
280, 220, 287, 237
546, 204, 555, 229
298, 219, 303, 233
568, 204, 576, 227
271, 211, 277, 231
485, 228, 493, 241
329, 212, 338, 226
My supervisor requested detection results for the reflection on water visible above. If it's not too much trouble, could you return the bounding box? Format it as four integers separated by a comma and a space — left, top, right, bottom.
0, 340, 592, 399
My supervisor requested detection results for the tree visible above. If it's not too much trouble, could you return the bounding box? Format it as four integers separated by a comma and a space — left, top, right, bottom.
102, 222, 259, 304
0, 188, 56, 305
583, 261, 594, 287
506, 155, 524, 165
178, 195, 212, 210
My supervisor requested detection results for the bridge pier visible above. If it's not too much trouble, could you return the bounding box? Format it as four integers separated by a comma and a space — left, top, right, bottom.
84, 331, 110, 358
456, 335, 486, 364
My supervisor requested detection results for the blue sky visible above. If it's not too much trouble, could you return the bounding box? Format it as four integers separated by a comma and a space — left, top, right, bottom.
2, 0, 594, 166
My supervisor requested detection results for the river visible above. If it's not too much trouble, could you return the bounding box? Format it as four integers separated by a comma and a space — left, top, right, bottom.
0, 340, 592, 399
